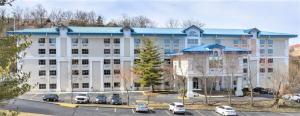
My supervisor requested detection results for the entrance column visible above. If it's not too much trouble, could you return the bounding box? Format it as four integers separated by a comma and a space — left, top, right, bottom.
235, 77, 243, 96
186, 76, 194, 97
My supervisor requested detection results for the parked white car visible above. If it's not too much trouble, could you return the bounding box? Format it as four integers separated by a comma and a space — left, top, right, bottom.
215, 105, 237, 116
169, 102, 185, 114
74, 93, 90, 104
289, 94, 300, 102
135, 103, 150, 112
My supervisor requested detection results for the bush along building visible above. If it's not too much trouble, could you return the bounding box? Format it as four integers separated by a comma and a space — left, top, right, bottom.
7, 25, 297, 97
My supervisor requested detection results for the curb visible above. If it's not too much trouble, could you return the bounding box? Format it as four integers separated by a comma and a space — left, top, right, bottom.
54, 103, 78, 108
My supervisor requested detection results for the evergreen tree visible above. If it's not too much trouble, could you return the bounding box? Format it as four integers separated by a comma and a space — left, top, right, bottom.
133, 38, 162, 92
0, 35, 31, 101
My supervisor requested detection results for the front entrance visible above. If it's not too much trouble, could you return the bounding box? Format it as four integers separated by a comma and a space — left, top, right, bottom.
193, 78, 199, 89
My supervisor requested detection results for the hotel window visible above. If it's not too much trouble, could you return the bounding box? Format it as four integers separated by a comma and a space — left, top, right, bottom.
39, 70, 46, 76
114, 38, 120, 44
49, 38, 56, 44
114, 59, 120, 64
82, 70, 89, 75
260, 39, 265, 44
164, 39, 170, 45
82, 59, 89, 65
104, 83, 111, 88
82, 38, 88, 44
243, 59, 247, 63
268, 58, 273, 63
82, 49, 89, 54
114, 82, 120, 88
164, 49, 171, 54
187, 39, 198, 44
114, 49, 120, 54
72, 70, 79, 75
104, 49, 110, 54
260, 49, 265, 54
38, 38, 45, 43
38, 49, 46, 54
173, 39, 180, 44
72, 83, 79, 88
134, 49, 140, 54
49, 49, 56, 54
50, 84, 56, 89
104, 38, 110, 44
267, 49, 273, 54
39, 59, 46, 65
260, 68, 265, 73
134, 38, 140, 45
72, 38, 78, 44
241, 40, 247, 44
72, 59, 79, 65
209, 57, 223, 68
114, 70, 120, 75
188, 31, 198, 37
243, 68, 248, 73
82, 83, 89, 88
267, 40, 273, 44
72, 49, 78, 54
104, 59, 110, 64
260, 58, 265, 63
39, 84, 46, 89
215, 39, 221, 44
233, 40, 239, 44
49, 59, 56, 65
268, 68, 273, 73
104, 70, 111, 75
49, 70, 56, 76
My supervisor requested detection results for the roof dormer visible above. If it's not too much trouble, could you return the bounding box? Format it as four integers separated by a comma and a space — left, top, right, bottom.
244, 28, 260, 38
183, 25, 204, 37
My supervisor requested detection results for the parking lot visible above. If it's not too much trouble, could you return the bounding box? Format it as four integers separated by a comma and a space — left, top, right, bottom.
2, 99, 300, 116
74, 106, 300, 116
19, 92, 273, 105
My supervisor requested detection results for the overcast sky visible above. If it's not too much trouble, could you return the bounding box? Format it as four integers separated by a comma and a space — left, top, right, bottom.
7, 0, 300, 45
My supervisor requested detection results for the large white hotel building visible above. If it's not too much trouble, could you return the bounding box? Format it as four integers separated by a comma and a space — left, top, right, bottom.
7, 25, 297, 97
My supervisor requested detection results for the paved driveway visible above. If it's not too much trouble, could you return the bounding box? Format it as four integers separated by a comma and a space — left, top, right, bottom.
1, 99, 300, 116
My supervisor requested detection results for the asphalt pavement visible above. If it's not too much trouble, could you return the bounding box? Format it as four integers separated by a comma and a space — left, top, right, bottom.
1, 99, 300, 116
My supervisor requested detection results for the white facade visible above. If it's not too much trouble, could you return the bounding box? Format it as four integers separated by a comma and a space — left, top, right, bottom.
8, 26, 296, 93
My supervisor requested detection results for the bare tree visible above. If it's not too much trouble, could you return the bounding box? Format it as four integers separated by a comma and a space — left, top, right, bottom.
62, 10, 73, 22
12, 6, 23, 28
268, 65, 288, 109
87, 11, 96, 25
0, 0, 15, 6
172, 55, 189, 105
194, 54, 209, 104
246, 55, 256, 107
165, 18, 180, 28
181, 19, 204, 28
132, 15, 154, 28
49, 9, 64, 24
224, 54, 240, 105
30, 4, 47, 27
120, 68, 132, 105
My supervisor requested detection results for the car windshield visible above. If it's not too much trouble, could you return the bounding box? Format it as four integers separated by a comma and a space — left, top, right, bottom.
176, 105, 184, 107
78, 94, 87, 96
137, 104, 147, 107
225, 108, 234, 110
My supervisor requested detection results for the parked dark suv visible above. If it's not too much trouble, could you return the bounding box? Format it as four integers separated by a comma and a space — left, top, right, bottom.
43, 94, 59, 102
95, 94, 107, 104
110, 94, 122, 105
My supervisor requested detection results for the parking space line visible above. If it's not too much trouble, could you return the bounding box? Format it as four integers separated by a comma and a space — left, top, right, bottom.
132, 109, 135, 114
114, 108, 117, 112
164, 110, 172, 116
195, 110, 205, 116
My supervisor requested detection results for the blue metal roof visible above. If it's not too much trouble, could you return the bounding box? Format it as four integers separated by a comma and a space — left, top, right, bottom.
6, 26, 297, 38
182, 44, 251, 53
